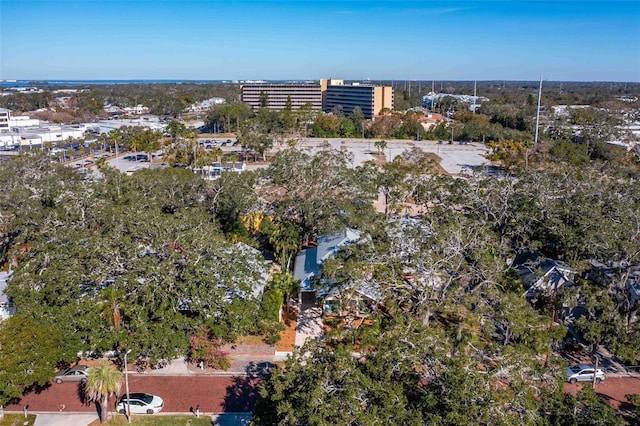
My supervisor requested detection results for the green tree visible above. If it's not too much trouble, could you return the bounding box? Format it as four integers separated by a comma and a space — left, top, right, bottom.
259, 91, 269, 108
85, 361, 123, 424
129, 128, 162, 162
374, 139, 387, 155
205, 101, 254, 134
350, 106, 365, 137
0, 315, 63, 415
259, 218, 302, 270
165, 120, 187, 140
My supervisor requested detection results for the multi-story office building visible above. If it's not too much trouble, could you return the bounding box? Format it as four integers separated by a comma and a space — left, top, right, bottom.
241, 82, 322, 111
321, 79, 393, 119
241, 79, 394, 119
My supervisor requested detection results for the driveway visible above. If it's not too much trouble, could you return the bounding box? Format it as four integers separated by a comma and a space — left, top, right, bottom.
295, 305, 323, 347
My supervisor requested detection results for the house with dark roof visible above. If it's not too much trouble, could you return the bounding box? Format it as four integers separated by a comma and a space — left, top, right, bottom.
586, 259, 640, 304
512, 251, 575, 298
319, 279, 384, 318
293, 228, 361, 304
0, 271, 16, 321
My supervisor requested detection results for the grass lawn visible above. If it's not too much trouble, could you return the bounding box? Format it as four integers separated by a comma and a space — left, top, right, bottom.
88, 414, 212, 425
0, 414, 36, 426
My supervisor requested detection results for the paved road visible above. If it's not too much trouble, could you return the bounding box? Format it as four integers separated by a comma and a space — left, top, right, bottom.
563, 376, 640, 412
6, 376, 262, 415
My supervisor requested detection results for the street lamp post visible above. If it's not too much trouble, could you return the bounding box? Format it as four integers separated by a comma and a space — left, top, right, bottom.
124, 349, 132, 423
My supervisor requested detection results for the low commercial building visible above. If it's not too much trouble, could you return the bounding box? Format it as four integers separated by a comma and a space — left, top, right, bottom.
422, 92, 489, 112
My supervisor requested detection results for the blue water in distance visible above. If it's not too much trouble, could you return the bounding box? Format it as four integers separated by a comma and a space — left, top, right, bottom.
0, 80, 231, 88
0, 79, 310, 88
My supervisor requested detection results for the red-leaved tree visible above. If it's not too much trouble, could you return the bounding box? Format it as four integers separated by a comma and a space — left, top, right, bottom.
188, 326, 231, 370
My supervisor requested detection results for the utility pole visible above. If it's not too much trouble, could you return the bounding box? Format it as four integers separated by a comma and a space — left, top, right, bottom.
124, 349, 132, 423
534, 75, 543, 145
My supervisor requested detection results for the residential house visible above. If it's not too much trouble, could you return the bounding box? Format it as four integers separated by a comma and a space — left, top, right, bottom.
586, 259, 640, 304
320, 279, 383, 318
0, 271, 16, 321
512, 251, 576, 298
293, 228, 361, 305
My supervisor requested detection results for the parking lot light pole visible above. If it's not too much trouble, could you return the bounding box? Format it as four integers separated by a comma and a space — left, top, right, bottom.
124, 349, 132, 423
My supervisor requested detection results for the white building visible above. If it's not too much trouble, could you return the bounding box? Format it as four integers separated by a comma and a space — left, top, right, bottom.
96, 115, 166, 134
422, 92, 489, 112
0, 108, 88, 148
0, 108, 9, 130
11, 125, 84, 147
0, 271, 16, 321
9, 115, 40, 127
122, 105, 150, 115
188, 97, 226, 112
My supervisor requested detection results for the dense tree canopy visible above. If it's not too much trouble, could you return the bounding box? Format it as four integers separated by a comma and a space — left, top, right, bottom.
1, 155, 275, 366
1, 78, 639, 423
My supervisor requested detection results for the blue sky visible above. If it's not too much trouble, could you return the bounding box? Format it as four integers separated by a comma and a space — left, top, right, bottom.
1, 1, 639, 81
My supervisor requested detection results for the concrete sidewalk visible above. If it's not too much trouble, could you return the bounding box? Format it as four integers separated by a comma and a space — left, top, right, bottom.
33, 413, 97, 426
26, 412, 251, 426
136, 355, 277, 377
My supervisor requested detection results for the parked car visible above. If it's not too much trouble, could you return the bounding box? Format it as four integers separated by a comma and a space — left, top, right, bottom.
566, 364, 605, 384
117, 392, 164, 414
54, 365, 91, 383
247, 361, 275, 378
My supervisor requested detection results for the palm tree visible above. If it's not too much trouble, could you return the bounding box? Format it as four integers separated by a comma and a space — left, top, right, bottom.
85, 361, 123, 424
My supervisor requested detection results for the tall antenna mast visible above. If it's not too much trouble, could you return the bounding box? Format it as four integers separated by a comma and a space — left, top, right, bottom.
534, 75, 543, 145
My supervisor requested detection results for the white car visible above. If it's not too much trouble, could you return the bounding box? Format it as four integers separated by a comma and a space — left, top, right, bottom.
566, 364, 605, 384
117, 392, 164, 414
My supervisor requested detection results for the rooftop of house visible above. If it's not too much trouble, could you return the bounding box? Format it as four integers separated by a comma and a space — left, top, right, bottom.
0, 271, 13, 305
512, 251, 575, 291
294, 228, 361, 292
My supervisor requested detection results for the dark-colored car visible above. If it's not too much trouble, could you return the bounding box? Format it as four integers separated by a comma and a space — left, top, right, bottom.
247, 361, 275, 378
54, 365, 91, 384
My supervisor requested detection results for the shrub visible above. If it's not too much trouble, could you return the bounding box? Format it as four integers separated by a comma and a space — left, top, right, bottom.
188, 326, 231, 370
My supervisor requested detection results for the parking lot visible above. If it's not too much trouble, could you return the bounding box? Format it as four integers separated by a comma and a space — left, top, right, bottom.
286, 137, 490, 175
198, 137, 238, 149
54, 136, 489, 177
